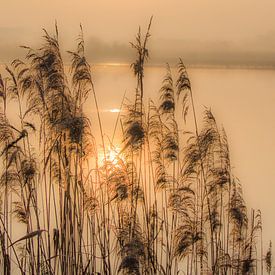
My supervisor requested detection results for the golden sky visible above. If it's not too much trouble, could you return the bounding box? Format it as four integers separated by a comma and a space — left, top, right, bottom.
1, 0, 275, 66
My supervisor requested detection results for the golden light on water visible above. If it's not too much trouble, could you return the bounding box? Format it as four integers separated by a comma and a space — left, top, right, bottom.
109, 108, 120, 113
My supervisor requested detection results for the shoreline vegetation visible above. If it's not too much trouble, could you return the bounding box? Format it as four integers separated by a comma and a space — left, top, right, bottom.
0, 20, 272, 274
93, 63, 275, 71
2, 62, 275, 71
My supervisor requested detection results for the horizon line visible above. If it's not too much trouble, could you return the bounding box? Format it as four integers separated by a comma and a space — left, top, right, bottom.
1, 61, 275, 71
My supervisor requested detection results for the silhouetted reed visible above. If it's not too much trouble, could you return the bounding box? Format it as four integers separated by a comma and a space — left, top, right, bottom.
0, 20, 270, 275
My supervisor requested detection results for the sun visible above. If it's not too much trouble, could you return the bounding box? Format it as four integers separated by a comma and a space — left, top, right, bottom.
107, 147, 120, 164
98, 146, 122, 165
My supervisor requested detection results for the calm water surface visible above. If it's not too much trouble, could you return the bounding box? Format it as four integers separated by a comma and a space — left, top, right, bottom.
2, 63, 275, 262
90, 65, 275, 255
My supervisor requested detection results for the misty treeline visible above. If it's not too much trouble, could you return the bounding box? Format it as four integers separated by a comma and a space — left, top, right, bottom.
0, 19, 272, 275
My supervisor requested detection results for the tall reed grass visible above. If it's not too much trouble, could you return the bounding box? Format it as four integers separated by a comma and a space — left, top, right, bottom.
0, 21, 271, 275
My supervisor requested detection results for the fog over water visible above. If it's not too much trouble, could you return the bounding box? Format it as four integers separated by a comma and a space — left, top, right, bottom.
1, 0, 275, 66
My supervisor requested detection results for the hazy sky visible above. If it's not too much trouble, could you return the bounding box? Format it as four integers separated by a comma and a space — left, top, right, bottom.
1, 0, 275, 66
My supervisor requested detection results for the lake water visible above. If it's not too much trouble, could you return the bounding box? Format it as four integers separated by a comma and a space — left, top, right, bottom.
1, 63, 275, 271
90, 64, 275, 256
